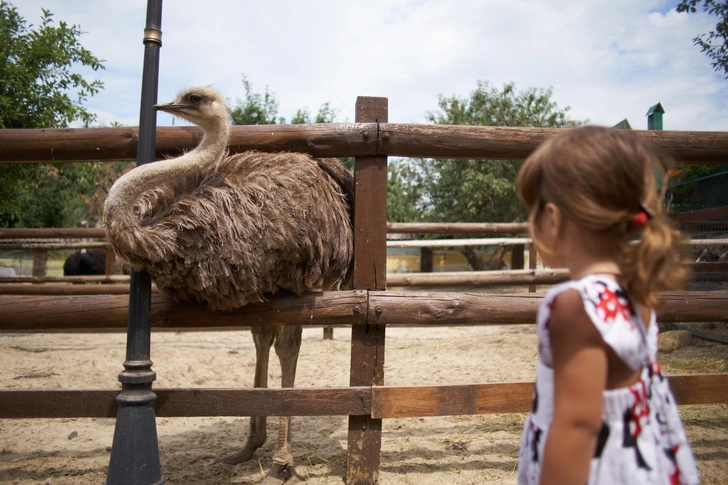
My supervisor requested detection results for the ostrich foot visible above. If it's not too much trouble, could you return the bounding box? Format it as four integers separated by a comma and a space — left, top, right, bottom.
213, 439, 263, 465
261, 463, 300, 485
260, 449, 299, 484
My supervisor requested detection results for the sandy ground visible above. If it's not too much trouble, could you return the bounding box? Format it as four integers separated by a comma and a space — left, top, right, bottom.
1, 323, 727, 484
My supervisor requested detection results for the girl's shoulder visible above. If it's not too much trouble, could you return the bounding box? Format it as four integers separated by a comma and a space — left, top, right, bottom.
538, 275, 653, 369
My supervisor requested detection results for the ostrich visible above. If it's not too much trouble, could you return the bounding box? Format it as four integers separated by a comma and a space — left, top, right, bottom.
63, 249, 106, 276
103, 87, 354, 484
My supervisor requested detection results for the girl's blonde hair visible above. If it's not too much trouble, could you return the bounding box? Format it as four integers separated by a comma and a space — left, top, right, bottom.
517, 125, 689, 307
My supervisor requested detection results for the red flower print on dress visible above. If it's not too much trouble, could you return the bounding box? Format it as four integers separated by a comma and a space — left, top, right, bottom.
628, 382, 650, 438
594, 286, 636, 329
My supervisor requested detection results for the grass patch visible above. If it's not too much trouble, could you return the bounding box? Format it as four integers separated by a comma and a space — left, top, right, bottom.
662, 357, 728, 374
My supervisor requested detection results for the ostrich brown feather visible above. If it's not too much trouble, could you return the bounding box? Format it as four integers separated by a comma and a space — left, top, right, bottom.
103, 88, 353, 311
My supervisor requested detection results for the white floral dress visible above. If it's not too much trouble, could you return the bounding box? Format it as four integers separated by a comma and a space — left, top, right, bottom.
518, 275, 699, 485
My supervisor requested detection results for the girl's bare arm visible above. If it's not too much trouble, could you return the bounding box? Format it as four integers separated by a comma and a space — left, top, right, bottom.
539, 289, 607, 485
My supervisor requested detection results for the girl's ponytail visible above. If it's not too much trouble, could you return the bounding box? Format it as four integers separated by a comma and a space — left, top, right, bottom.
622, 211, 690, 308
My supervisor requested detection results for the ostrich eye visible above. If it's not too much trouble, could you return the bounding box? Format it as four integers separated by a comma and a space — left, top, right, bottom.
188, 93, 203, 104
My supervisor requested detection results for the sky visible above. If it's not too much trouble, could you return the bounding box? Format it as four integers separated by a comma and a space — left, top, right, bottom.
13, 0, 728, 131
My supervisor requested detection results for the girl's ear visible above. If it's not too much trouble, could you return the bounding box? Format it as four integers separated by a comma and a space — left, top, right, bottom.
543, 202, 562, 240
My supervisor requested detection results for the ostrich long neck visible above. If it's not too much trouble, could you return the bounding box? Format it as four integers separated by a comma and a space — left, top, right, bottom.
105, 120, 229, 218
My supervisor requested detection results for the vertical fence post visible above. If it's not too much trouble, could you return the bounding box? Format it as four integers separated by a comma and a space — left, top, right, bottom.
347, 97, 388, 484
511, 245, 525, 270
32, 249, 46, 282
105, 1, 164, 484
528, 243, 538, 293
420, 247, 433, 273
105, 249, 115, 279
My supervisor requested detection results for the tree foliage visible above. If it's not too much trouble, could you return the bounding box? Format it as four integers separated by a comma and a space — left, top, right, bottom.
230, 74, 339, 126
228, 74, 353, 171
0, 1, 106, 227
0, 2, 104, 129
290, 102, 337, 124
229, 75, 283, 125
387, 81, 585, 224
677, 0, 728, 78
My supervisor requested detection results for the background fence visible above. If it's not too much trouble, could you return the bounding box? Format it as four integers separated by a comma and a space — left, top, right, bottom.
1, 113, 728, 484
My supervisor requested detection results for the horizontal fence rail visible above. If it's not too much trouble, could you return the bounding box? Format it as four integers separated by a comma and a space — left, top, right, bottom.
0, 124, 378, 163
0, 276, 129, 284
384, 238, 728, 248
2, 373, 726, 420
1, 290, 727, 331
0, 283, 149, 296
387, 222, 529, 234
0, 228, 107, 239
0, 242, 108, 250
2, 263, 724, 293
387, 237, 531, 248
387, 269, 569, 287
2, 124, 728, 163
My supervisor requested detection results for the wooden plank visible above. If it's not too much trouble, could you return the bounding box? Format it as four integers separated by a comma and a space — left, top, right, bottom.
687, 238, 728, 246
370, 374, 728, 418
0, 290, 368, 331
385, 237, 728, 249
368, 291, 541, 325
387, 237, 531, 248
105, 249, 115, 277
366, 291, 728, 326
0, 390, 119, 418
673, 205, 728, 223
668, 374, 728, 405
528, 244, 538, 293
1, 290, 725, 331
692, 262, 728, 273
0, 388, 371, 419
1, 374, 723, 420
0, 124, 379, 163
3, 125, 728, 164
378, 124, 728, 163
657, 291, 728, 323
372, 383, 534, 418
420, 248, 433, 273
0, 284, 151, 296
0, 242, 107, 250
32, 250, 46, 280
387, 270, 568, 287
511, 245, 525, 270
0, 228, 106, 239
348, 96, 388, 485
387, 222, 529, 235
1, 275, 130, 283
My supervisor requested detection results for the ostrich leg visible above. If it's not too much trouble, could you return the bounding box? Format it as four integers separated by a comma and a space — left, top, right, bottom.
215, 325, 276, 465
262, 324, 302, 485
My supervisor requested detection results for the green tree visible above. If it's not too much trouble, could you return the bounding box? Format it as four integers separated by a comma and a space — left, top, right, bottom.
677, 0, 728, 78
230, 74, 339, 126
0, 1, 105, 227
229, 74, 283, 125
291, 102, 338, 124
229, 74, 354, 171
386, 161, 423, 223
391, 81, 584, 224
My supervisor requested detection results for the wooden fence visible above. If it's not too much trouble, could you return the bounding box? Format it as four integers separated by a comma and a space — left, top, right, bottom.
1, 109, 728, 484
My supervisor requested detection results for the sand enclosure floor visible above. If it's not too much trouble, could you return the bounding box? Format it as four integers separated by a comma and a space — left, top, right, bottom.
1, 324, 727, 484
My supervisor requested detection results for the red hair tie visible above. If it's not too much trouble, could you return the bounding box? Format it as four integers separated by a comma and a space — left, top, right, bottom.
634, 204, 653, 228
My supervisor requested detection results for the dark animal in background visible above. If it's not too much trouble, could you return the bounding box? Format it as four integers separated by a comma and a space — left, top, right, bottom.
103, 86, 354, 484
63, 249, 106, 276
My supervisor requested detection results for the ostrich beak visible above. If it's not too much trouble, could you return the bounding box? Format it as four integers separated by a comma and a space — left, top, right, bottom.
153, 102, 186, 113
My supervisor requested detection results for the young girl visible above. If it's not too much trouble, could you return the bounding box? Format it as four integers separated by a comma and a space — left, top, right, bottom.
516, 126, 699, 485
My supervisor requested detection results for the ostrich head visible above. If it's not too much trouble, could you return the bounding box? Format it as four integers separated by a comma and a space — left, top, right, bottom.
154, 86, 229, 131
